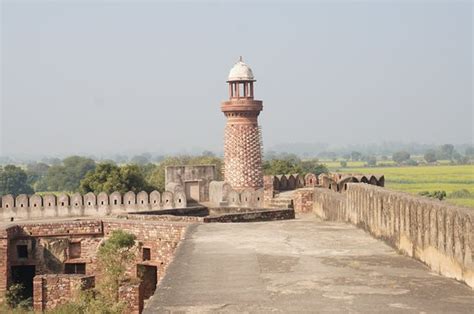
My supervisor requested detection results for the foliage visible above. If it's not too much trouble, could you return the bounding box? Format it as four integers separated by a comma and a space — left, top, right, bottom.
80, 163, 154, 194
365, 156, 377, 167
424, 150, 437, 163
263, 157, 328, 176
418, 190, 446, 200
0, 165, 34, 196
351, 151, 362, 161
4, 283, 32, 310
97, 230, 136, 304
36, 156, 96, 192
25, 162, 50, 189
392, 151, 410, 164
340, 161, 347, 168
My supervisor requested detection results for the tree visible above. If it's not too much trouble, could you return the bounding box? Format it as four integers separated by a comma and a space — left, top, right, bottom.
340, 161, 347, 168
0, 165, 34, 196
436, 144, 455, 160
97, 230, 136, 304
392, 151, 410, 164
130, 155, 150, 165
25, 162, 50, 187
351, 151, 362, 161
37, 156, 96, 192
465, 146, 474, 157
424, 150, 437, 163
366, 156, 377, 167
80, 163, 154, 194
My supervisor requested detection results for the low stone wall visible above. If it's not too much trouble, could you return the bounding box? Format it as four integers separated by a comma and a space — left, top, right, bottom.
119, 280, 144, 314
33, 274, 94, 312
203, 208, 295, 223
208, 181, 264, 208
310, 184, 474, 289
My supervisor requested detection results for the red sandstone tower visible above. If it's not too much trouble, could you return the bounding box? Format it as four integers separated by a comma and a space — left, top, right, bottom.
221, 57, 264, 190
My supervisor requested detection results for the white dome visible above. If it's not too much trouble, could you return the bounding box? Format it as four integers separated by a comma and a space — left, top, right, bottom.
228, 58, 255, 81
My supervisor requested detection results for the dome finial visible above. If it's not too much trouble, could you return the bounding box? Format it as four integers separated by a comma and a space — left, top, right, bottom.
239, 55, 243, 62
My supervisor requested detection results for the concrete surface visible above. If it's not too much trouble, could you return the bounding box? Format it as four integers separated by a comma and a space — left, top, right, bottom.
145, 216, 474, 313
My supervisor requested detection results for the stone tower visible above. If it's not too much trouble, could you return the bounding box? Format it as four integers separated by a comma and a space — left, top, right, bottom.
221, 57, 264, 190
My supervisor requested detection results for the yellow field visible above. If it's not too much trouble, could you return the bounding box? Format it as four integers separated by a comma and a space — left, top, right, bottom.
334, 165, 474, 208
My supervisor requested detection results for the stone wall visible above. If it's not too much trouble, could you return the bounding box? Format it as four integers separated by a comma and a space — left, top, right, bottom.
1, 218, 190, 308
165, 165, 216, 202
119, 280, 144, 314
0, 190, 187, 222
208, 181, 263, 208
33, 274, 94, 312
308, 184, 474, 289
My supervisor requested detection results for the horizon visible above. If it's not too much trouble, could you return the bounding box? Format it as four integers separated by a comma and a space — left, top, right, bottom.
1, 1, 472, 157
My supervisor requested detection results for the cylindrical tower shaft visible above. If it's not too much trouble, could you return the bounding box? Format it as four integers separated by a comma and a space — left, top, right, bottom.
221, 59, 264, 191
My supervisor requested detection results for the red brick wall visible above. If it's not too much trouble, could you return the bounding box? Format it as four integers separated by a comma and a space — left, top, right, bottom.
293, 188, 315, 213
119, 281, 143, 314
33, 274, 94, 312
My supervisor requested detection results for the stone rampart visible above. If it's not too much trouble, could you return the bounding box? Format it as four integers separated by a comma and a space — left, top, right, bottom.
0, 190, 187, 222
309, 183, 474, 289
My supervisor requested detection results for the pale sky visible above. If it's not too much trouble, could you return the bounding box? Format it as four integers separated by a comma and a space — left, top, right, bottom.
1, 0, 472, 157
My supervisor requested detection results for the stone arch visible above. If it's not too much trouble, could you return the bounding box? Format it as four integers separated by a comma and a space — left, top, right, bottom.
150, 191, 161, 209
287, 175, 297, 190
228, 190, 240, 206
124, 191, 136, 206
71, 193, 83, 208
240, 188, 254, 207
377, 175, 385, 187
279, 175, 288, 191
71, 193, 83, 216
1, 194, 14, 210
43, 194, 57, 217
137, 191, 149, 210
272, 176, 280, 190
84, 192, 96, 208
97, 192, 109, 215
84, 192, 97, 216
57, 193, 70, 216
305, 173, 317, 187
162, 191, 174, 209
29, 194, 43, 209
109, 191, 122, 210
254, 189, 264, 207
174, 191, 187, 208
15, 194, 29, 209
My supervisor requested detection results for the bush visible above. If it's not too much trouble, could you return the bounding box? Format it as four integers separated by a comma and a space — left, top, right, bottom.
4, 283, 32, 311
418, 190, 446, 201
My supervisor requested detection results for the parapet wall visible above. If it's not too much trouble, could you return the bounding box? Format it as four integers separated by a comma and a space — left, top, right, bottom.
0, 190, 187, 222
308, 184, 474, 289
209, 181, 264, 207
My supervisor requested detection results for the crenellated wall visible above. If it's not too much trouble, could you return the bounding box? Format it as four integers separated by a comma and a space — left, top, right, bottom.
0, 190, 187, 222
307, 183, 474, 289
208, 181, 264, 208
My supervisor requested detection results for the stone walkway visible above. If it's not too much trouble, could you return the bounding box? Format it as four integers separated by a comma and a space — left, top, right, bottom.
145, 217, 474, 313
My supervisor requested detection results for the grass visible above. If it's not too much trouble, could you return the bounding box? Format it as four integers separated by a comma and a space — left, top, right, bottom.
335, 165, 474, 209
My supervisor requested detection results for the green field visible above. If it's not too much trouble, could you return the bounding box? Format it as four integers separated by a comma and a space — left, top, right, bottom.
332, 165, 474, 208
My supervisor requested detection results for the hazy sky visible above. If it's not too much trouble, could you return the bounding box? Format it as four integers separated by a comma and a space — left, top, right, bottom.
1, 0, 472, 157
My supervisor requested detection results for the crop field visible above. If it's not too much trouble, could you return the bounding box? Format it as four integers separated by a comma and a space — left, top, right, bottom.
333, 165, 474, 208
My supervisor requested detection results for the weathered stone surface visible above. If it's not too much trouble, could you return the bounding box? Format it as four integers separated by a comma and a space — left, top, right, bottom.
145, 218, 474, 313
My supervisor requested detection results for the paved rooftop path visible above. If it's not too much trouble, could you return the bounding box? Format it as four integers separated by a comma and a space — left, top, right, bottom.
145, 217, 474, 313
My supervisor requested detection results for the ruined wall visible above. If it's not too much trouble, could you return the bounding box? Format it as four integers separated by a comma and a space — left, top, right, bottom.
165, 165, 216, 202
119, 280, 144, 314
33, 274, 94, 312
309, 184, 474, 289
0, 190, 187, 222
